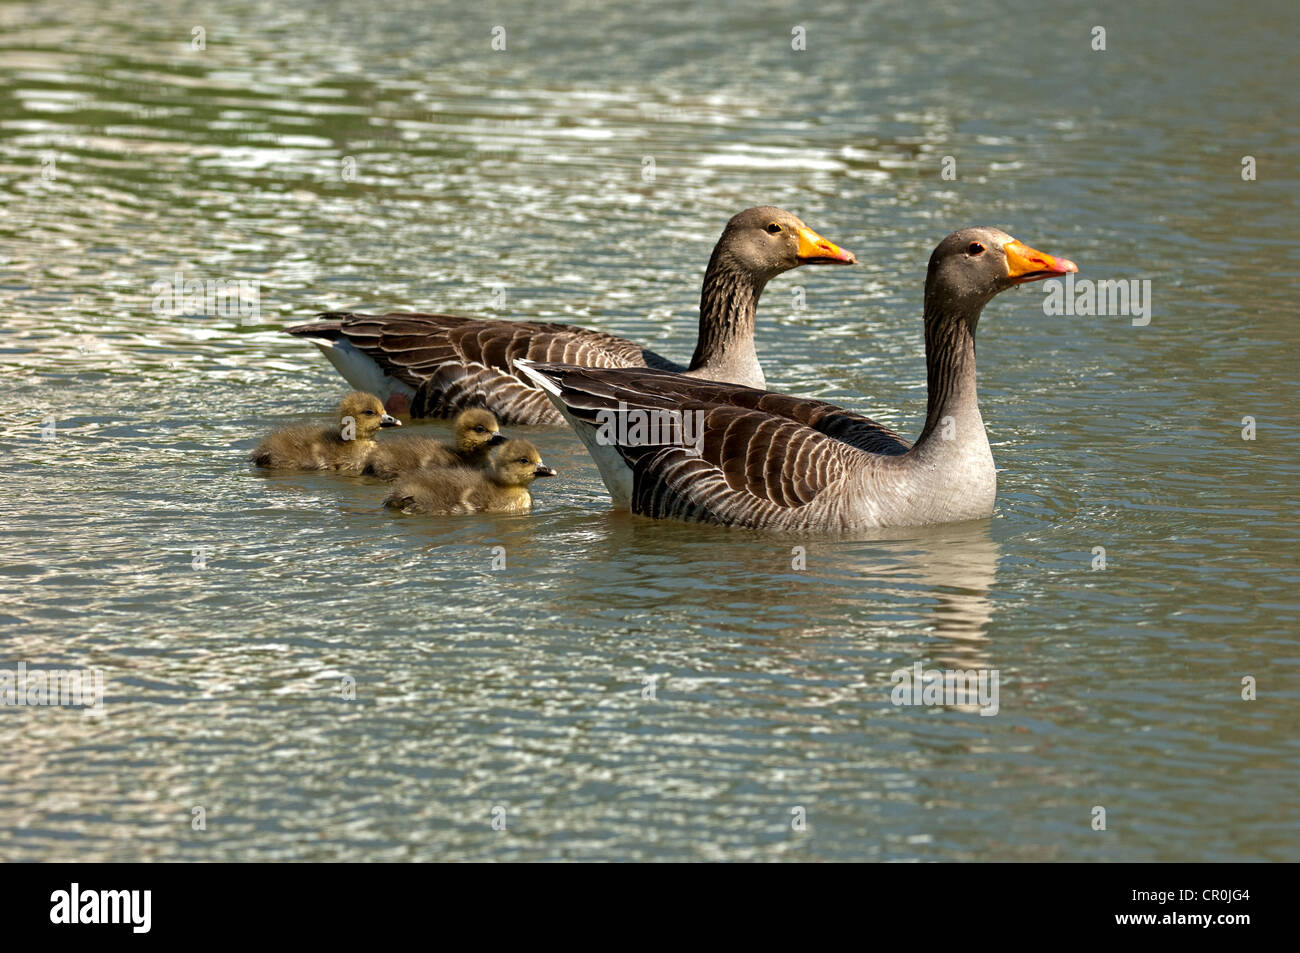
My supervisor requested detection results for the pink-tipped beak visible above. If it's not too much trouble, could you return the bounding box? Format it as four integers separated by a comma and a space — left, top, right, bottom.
1004, 239, 1077, 284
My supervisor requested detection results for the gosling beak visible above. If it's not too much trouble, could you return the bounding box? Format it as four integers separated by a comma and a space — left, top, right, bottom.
488, 432, 507, 446
1003, 239, 1078, 285
380, 413, 401, 428
534, 465, 557, 478
795, 225, 856, 265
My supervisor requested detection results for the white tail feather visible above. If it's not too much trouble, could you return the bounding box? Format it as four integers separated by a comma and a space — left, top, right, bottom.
513, 361, 634, 509
311, 339, 415, 403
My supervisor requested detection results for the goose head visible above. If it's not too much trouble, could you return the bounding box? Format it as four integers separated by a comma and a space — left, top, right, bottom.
715, 206, 856, 282
453, 408, 506, 455
337, 391, 401, 439
488, 439, 557, 487
924, 227, 1078, 323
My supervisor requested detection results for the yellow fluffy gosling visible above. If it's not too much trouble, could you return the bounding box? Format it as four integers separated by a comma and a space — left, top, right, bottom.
383, 439, 556, 515
249, 391, 399, 472
364, 408, 505, 481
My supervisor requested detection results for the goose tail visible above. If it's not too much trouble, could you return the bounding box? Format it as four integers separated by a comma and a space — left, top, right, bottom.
514, 360, 634, 508
285, 317, 415, 407
512, 358, 563, 399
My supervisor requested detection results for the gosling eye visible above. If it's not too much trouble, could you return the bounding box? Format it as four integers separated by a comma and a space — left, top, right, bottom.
766, 222, 782, 234
474, 426, 487, 433
967, 242, 985, 256
517, 457, 529, 464
362, 409, 377, 416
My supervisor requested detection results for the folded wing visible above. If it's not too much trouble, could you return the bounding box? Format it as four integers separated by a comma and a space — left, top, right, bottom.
287, 312, 676, 424
523, 364, 910, 527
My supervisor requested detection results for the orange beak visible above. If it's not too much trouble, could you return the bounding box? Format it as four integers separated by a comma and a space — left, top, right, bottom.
795, 225, 856, 265
1003, 239, 1078, 284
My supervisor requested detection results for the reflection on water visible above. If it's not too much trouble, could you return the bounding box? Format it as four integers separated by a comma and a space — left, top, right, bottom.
1, 0, 1298, 861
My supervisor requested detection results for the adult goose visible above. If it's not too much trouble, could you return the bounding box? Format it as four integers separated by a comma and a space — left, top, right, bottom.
515, 228, 1077, 531
285, 207, 855, 425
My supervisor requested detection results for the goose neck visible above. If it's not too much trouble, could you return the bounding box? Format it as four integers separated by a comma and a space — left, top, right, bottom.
911, 308, 983, 454
687, 251, 765, 383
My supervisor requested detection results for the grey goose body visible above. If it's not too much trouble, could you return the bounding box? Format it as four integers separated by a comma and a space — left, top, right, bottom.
286, 207, 855, 425
517, 228, 1077, 532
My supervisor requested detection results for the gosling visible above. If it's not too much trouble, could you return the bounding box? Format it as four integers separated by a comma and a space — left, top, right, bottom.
364, 408, 506, 481
383, 439, 557, 515
249, 391, 400, 472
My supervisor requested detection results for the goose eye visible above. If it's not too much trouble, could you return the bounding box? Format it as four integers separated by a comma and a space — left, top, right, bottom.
363, 409, 377, 416
474, 426, 486, 433
967, 242, 985, 256
766, 222, 781, 234
517, 457, 529, 464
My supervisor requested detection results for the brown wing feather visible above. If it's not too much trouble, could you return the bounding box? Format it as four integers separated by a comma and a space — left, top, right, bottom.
287, 312, 680, 425
529, 364, 903, 527
530, 363, 910, 454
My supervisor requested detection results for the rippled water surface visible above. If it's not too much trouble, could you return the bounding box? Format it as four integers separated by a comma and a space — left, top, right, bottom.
1, 0, 1297, 861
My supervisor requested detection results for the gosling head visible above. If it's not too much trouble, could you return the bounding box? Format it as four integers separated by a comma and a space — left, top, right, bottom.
337, 391, 401, 440
924, 227, 1078, 319
453, 408, 506, 456
714, 206, 856, 283
487, 439, 557, 487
